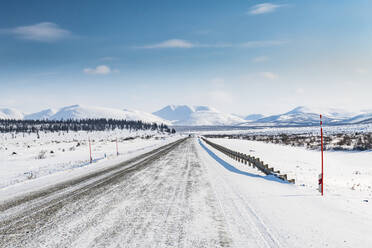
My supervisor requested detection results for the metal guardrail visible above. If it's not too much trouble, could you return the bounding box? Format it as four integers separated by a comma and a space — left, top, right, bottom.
201, 137, 295, 184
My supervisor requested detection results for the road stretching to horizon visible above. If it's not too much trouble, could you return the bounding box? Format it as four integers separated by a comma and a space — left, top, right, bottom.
0, 138, 370, 248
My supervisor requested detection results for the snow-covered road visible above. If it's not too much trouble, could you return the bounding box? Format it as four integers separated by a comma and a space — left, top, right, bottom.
0, 138, 231, 247
0, 138, 371, 247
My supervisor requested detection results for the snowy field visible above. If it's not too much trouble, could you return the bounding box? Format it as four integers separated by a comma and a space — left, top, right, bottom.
208, 138, 372, 204
199, 138, 372, 247
0, 130, 180, 192
197, 123, 372, 136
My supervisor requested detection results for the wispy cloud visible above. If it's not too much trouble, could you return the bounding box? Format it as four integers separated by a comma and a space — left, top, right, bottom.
261, 72, 278, 79
139, 39, 195, 49
248, 3, 282, 15
83, 65, 112, 75
136, 39, 287, 49
3, 22, 71, 42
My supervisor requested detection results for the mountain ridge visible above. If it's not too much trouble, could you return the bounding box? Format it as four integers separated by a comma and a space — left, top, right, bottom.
241, 106, 365, 126
152, 105, 245, 126
2, 104, 372, 126
1, 105, 169, 124
0, 108, 24, 120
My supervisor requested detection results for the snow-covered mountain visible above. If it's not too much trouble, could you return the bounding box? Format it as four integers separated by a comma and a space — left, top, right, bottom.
153, 105, 194, 122
245, 106, 357, 126
244, 114, 265, 122
341, 111, 372, 124
49, 105, 169, 124
50, 105, 125, 120
24, 109, 57, 120
153, 105, 245, 126
121, 108, 170, 124
0, 105, 169, 124
2, 104, 372, 126
0, 108, 24, 120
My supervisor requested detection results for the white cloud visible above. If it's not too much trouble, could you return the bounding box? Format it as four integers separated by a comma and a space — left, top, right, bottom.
252, 56, 269, 63
83, 65, 112, 75
248, 3, 282, 15
261, 71, 278, 79
7, 22, 71, 42
137, 39, 286, 49
139, 39, 195, 49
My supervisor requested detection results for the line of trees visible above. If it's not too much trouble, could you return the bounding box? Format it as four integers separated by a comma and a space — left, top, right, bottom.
204, 132, 372, 151
0, 119, 176, 134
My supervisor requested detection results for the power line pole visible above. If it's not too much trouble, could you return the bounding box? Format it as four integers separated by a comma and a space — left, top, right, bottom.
320, 114, 324, 196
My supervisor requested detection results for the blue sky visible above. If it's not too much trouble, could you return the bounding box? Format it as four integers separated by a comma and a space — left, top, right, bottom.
1, 0, 371, 115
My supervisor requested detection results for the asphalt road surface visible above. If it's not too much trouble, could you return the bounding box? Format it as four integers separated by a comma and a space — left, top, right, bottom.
0, 138, 233, 248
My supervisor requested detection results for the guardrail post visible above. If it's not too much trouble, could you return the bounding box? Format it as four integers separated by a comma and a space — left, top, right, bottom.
280, 174, 287, 180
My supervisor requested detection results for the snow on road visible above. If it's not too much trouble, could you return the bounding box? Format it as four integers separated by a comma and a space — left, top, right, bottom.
1, 137, 371, 247
0, 138, 231, 248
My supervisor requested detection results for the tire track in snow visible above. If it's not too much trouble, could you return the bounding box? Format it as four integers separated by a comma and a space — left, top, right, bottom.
0, 138, 186, 247
35, 142, 187, 248
86, 146, 184, 248
154, 139, 191, 248
0, 138, 232, 248
198, 138, 285, 248
35, 155, 171, 248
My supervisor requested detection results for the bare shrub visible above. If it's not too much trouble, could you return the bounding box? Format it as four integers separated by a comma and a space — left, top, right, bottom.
37, 150, 47, 159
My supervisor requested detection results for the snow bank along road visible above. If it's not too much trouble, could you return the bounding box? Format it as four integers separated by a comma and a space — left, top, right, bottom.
1, 138, 371, 247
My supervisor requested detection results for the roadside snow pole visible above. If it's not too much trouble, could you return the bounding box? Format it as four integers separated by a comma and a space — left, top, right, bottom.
116, 138, 119, 156
320, 114, 324, 196
89, 138, 92, 164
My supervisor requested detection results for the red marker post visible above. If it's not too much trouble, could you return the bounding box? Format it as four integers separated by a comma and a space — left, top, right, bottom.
319, 114, 324, 196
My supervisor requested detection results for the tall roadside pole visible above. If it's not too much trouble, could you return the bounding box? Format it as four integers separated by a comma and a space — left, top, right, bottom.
116, 138, 119, 156
89, 138, 93, 164
320, 114, 324, 196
